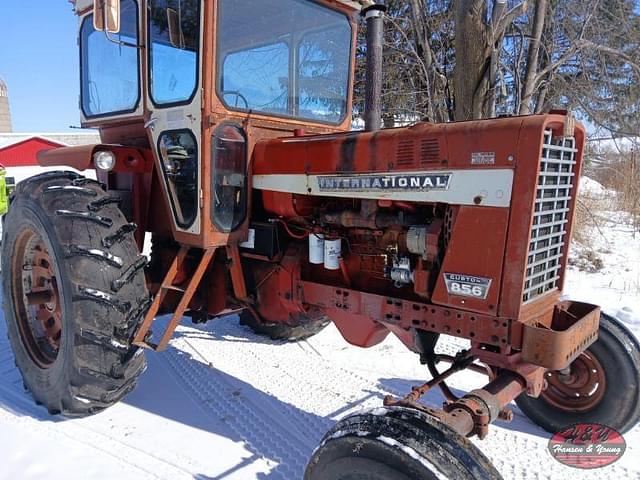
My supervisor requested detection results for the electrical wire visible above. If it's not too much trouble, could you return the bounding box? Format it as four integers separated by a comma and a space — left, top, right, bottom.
274, 219, 311, 240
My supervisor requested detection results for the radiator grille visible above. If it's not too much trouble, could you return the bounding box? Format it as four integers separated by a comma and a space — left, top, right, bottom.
523, 130, 577, 303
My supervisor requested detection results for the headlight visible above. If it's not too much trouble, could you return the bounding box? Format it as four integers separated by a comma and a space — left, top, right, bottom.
93, 151, 116, 171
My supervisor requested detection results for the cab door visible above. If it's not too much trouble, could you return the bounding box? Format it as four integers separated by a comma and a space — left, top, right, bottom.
145, 0, 203, 237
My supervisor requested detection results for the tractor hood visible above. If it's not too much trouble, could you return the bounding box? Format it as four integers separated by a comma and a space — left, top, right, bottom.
251, 114, 583, 209
252, 117, 532, 177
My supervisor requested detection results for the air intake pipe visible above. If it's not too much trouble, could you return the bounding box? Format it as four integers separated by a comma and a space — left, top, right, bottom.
361, 1, 386, 132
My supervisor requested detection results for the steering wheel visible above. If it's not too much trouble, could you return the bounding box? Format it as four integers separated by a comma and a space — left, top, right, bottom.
222, 90, 250, 109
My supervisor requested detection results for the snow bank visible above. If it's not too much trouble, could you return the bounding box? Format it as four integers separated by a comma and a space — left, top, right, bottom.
578, 176, 608, 197
565, 205, 640, 335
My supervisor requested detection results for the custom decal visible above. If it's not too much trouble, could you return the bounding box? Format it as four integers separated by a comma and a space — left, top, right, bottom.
444, 273, 492, 300
317, 173, 452, 192
471, 152, 496, 165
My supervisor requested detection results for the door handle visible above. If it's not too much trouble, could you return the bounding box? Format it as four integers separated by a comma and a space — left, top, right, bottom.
144, 117, 158, 131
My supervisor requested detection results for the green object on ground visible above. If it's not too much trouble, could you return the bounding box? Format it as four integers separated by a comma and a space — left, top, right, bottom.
0, 166, 14, 215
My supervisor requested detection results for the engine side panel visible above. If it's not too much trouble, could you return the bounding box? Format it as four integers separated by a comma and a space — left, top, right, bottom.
431, 206, 510, 315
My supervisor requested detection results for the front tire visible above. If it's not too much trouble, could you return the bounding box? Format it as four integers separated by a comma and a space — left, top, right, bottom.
516, 313, 640, 433
305, 407, 502, 480
2, 172, 150, 417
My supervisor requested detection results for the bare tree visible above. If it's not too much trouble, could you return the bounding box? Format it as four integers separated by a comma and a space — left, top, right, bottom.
356, 0, 640, 127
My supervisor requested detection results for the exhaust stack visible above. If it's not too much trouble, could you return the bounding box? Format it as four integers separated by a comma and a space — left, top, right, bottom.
361, 1, 386, 132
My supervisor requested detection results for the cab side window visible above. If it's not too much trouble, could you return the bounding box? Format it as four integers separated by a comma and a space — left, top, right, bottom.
158, 130, 199, 228
80, 0, 140, 117
148, 0, 200, 106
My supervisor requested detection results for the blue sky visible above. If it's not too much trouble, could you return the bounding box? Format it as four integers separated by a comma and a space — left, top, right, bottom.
0, 2, 81, 132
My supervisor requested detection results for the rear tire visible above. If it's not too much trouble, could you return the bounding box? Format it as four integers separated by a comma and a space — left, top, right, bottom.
2, 172, 150, 417
305, 407, 502, 480
516, 313, 640, 433
240, 306, 329, 341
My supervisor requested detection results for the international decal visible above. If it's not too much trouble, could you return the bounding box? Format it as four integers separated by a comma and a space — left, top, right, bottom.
317, 173, 452, 192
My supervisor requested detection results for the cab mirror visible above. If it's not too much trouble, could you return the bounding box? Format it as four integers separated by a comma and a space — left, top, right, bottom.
93, 0, 121, 34
167, 8, 185, 49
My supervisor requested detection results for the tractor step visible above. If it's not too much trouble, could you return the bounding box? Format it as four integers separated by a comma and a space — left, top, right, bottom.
133, 246, 216, 352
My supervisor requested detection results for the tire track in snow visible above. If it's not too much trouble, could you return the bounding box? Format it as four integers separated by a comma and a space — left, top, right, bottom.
157, 336, 321, 479
0, 374, 199, 479
0, 326, 198, 480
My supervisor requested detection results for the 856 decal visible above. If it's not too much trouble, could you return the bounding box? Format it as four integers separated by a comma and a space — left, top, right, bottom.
444, 273, 492, 299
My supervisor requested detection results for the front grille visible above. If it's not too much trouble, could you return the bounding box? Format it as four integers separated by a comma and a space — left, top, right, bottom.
523, 130, 577, 303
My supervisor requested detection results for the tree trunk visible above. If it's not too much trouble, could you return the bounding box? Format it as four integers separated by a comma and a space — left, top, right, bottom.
408, 0, 436, 121
453, 0, 491, 120
519, 0, 547, 114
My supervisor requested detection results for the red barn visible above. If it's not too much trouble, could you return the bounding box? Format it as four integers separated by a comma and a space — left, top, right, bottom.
0, 136, 66, 167
0, 133, 101, 168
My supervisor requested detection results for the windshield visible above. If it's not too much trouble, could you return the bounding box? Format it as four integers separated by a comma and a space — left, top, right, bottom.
216, 0, 352, 125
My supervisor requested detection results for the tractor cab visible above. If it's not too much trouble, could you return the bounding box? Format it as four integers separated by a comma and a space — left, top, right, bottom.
67, 0, 359, 244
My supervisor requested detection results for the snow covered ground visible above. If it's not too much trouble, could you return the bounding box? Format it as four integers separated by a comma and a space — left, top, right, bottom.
1, 175, 639, 480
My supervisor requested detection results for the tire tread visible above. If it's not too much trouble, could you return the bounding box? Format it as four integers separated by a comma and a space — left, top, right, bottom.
2, 172, 149, 417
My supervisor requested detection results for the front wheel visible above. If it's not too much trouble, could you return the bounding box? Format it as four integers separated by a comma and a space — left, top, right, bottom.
305, 407, 502, 480
516, 313, 640, 433
2, 172, 150, 417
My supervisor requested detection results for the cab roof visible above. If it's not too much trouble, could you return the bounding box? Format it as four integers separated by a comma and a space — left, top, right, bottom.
71, 0, 362, 15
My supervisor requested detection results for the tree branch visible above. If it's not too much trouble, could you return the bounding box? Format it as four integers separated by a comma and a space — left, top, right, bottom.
582, 41, 640, 76
494, 1, 528, 39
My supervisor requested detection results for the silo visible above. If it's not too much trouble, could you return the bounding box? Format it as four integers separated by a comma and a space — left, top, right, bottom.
0, 77, 13, 133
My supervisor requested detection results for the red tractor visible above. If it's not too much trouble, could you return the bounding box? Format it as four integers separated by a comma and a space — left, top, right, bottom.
3, 0, 639, 478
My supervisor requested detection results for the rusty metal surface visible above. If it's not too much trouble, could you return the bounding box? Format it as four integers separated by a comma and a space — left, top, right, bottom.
431, 206, 510, 316
155, 248, 216, 351
451, 373, 525, 439
384, 351, 479, 406
444, 397, 491, 439
301, 280, 512, 348
133, 246, 190, 349
541, 350, 606, 412
386, 370, 526, 440
14, 234, 62, 369
226, 245, 248, 301
517, 290, 560, 331
521, 300, 600, 370
499, 117, 586, 319
468, 347, 547, 397
37, 144, 153, 173
134, 246, 218, 351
